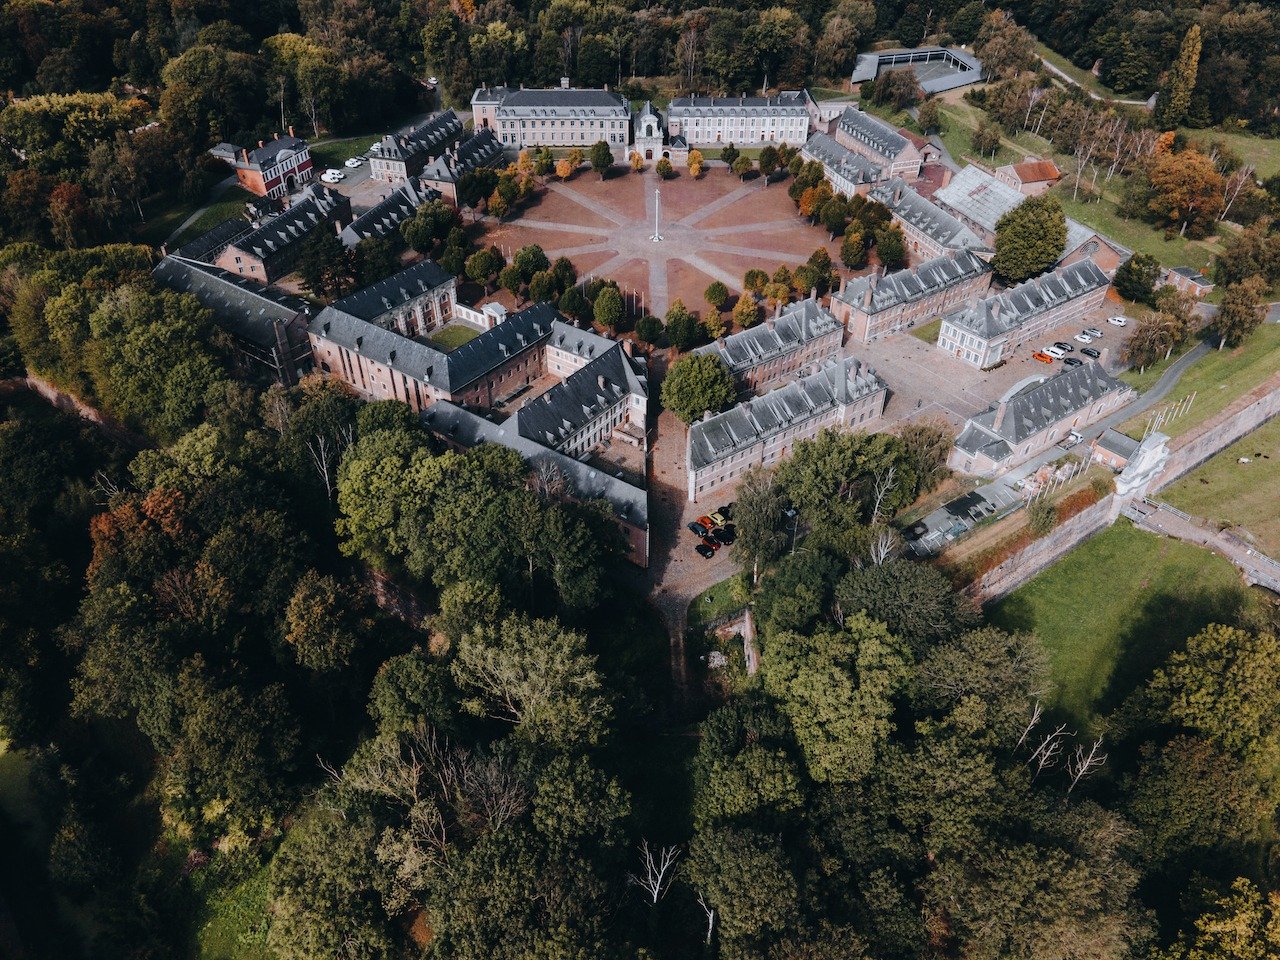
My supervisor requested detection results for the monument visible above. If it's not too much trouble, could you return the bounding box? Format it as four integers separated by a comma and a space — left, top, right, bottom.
650, 183, 663, 243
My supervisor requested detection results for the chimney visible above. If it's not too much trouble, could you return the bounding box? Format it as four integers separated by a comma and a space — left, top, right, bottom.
258, 140, 265, 149
273, 131, 279, 140
622, 338, 633, 356
597, 374, 607, 391
561, 77, 570, 89
159, 242, 168, 257
241, 148, 249, 164
862, 283, 873, 308
288, 125, 295, 138
893, 183, 903, 204
810, 286, 818, 301
992, 399, 1009, 433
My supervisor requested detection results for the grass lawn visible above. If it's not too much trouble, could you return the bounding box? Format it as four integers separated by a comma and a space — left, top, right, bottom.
909, 317, 943, 344
1162, 414, 1280, 558
309, 136, 377, 173
1054, 188, 1222, 273
857, 99, 921, 135
425, 323, 483, 352
989, 520, 1259, 723
937, 99, 1026, 168
688, 574, 748, 628
1119, 324, 1280, 439
195, 860, 273, 960
1180, 127, 1280, 180
1032, 41, 1123, 101
810, 86, 855, 101
169, 187, 256, 248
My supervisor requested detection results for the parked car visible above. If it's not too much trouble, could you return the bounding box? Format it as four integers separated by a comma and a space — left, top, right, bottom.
716, 503, 734, 520
700, 536, 720, 551
713, 524, 737, 546
1108, 315, 1128, 327
694, 543, 716, 559
1081, 347, 1101, 359
1063, 430, 1083, 447
1053, 341, 1075, 353
1063, 356, 1084, 367
696, 515, 716, 531
344, 156, 364, 168
708, 511, 728, 528
321, 168, 346, 183
1045, 345, 1067, 359
1084, 327, 1103, 339
687, 520, 709, 538
1074, 333, 1094, 344
1032, 351, 1055, 364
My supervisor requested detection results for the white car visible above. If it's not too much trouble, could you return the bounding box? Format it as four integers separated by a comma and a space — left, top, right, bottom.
344, 156, 364, 168
1045, 345, 1067, 359
1084, 327, 1104, 338
427, 76, 439, 86
320, 169, 346, 184
1107, 315, 1128, 327
1074, 333, 1094, 344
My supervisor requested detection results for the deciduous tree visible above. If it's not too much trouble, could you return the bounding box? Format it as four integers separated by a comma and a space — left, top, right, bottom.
660, 353, 736, 424
992, 194, 1067, 281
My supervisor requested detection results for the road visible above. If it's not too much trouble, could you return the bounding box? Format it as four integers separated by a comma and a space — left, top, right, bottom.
1035, 56, 1152, 107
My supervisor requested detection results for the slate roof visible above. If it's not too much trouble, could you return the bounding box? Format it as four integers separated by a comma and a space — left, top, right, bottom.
835, 249, 989, 316
695, 298, 841, 375
420, 130, 505, 185
340, 179, 440, 248
174, 217, 252, 262
689, 357, 885, 470
941, 259, 1111, 340
329, 259, 455, 323
515, 345, 647, 449
837, 107, 910, 160
1170, 266, 1212, 286
870, 178, 986, 252
1095, 427, 1139, 460
954, 364, 1129, 461
802, 133, 882, 187
312, 301, 572, 394
247, 135, 309, 168
668, 90, 812, 114
495, 87, 629, 115
422, 401, 648, 530
231, 184, 346, 261
375, 110, 462, 164
152, 255, 309, 349
471, 86, 512, 105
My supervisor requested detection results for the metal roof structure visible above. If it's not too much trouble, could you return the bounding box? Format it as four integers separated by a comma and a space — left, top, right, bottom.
869, 177, 987, 252
849, 46, 983, 94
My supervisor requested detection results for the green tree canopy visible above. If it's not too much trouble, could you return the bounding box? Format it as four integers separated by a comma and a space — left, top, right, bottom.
659, 352, 736, 425
992, 194, 1067, 281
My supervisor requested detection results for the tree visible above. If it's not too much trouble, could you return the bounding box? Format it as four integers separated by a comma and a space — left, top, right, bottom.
465, 247, 504, 292
655, 157, 673, 179
732, 156, 753, 180
1209, 277, 1266, 349
558, 285, 589, 322
1147, 148, 1225, 238
513, 244, 550, 282
731, 466, 787, 585
47, 183, 94, 248
720, 142, 740, 167
499, 264, 524, 303
971, 120, 1002, 159
820, 197, 850, 239
841, 224, 867, 269
1113, 252, 1161, 305
759, 145, 780, 178
593, 285, 624, 329
704, 280, 729, 313
688, 148, 705, 178
487, 188, 510, 220
992, 194, 1067, 282
873, 68, 919, 110
665, 300, 702, 351
635, 315, 663, 344
528, 270, 557, 304
283, 571, 359, 672
973, 10, 1037, 79
297, 229, 353, 299
1156, 25, 1201, 130
660, 353, 736, 425
688, 827, 798, 951
732, 294, 760, 328
743, 268, 769, 294
836, 559, 979, 652
917, 98, 942, 133
567, 147, 585, 168
1157, 878, 1280, 960
452, 615, 611, 746
555, 158, 573, 181
589, 140, 613, 178
914, 627, 1049, 738
875, 224, 908, 271
629, 150, 644, 172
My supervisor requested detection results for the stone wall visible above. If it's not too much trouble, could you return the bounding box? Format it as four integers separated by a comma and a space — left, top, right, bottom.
969, 494, 1118, 602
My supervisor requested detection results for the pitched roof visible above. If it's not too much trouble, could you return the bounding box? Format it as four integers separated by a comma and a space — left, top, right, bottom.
802, 132, 882, 187
422, 401, 648, 530
174, 216, 252, 262
340, 179, 440, 248
329, 259, 455, 322
1170, 266, 1212, 285
470, 85, 512, 105
1095, 427, 1139, 460
695, 298, 841, 375
869, 178, 987, 252
515, 345, 647, 448
231, 184, 346, 261
933, 164, 1025, 233
247, 135, 309, 168
420, 129, 505, 185
1007, 159, 1061, 183
151, 255, 309, 349
942, 259, 1111, 340
835, 249, 989, 316
496, 87, 629, 113
954, 364, 1129, 460
837, 107, 910, 160
668, 90, 812, 113
375, 110, 462, 163
689, 357, 885, 471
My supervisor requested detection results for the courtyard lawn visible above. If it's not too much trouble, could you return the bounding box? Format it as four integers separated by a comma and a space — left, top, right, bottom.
989, 520, 1258, 724
909, 317, 942, 344
169, 187, 256, 248
1055, 189, 1222, 274
309, 136, 377, 173
425, 323, 483, 352
688, 574, 749, 628
1119, 324, 1280, 439
1161, 414, 1280, 558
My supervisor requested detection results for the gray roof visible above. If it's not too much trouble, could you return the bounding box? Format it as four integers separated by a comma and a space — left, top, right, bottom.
689, 357, 885, 471
174, 216, 252, 262
954, 364, 1129, 460
494, 87, 629, 116
420, 130, 505, 185
802, 132, 882, 187
837, 107, 910, 160
1169, 266, 1212, 286
1095, 427, 1140, 460
942, 259, 1111, 340
152, 255, 309, 349
696, 298, 841, 376
515, 345, 647, 449
375, 110, 462, 163
933, 164, 1025, 234
340, 179, 440, 248
422, 401, 648, 530
849, 47, 983, 93
668, 90, 812, 115
210, 135, 309, 170
835, 249, 989, 316
312, 301, 583, 394
870, 178, 987, 252
232, 184, 346, 261
330, 259, 455, 323
470, 86, 512, 105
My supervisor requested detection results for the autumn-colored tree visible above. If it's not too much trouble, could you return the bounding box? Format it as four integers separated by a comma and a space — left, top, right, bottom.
1147, 148, 1225, 238
555, 158, 573, 181
1209, 276, 1267, 350
733, 294, 760, 328
688, 149, 704, 178
48, 182, 94, 248
841, 224, 867, 269
567, 147, 584, 168
656, 157, 673, 179
487, 188, 509, 220
743, 269, 769, 295
1156, 25, 1201, 130
629, 151, 644, 172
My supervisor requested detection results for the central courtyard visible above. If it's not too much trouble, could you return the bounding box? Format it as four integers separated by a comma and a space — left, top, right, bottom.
481, 169, 845, 317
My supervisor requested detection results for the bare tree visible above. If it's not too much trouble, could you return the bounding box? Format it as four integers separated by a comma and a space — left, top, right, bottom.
92, 468, 125, 503
1067, 738, 1108, 793
530, 459, 569, 502
695, 891, 716, 946
628, 840, 681, 905
1027, 723, 1069, 779
867, 526, 900, 566
1015, 700, 1043, 751
870, 464, 898, 522
1220, 164, 1255, 222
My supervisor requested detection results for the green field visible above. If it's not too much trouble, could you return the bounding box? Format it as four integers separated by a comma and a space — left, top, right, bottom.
909, 317, 942, 344
936, 100, 1023, 168
688, 574, 749, 628
1180, 127, 1280, 180
1119, 325, 1280, 439
309, 135, 378, 173
1162, 414, 1280, 558
990, 520, 1258, 723
425, 323, 483, 352
1055, 189, 1223, 273
809, 86, 855, 102
1118, 337, 1193, 392
170, 187, 256, 248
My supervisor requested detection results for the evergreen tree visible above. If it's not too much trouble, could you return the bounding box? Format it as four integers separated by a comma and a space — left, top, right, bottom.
1156, 25, 1201, 130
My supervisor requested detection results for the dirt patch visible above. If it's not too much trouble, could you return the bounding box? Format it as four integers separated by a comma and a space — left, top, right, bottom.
667, 259, 722, 319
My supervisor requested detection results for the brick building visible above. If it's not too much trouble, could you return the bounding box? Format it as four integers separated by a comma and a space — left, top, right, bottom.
666, 90, 813, 148
831, 250, 991, 342
834, 107, 923, 180
210, 130, 312, 199
212, 184, 352, 283
936, 259, 1112, 368
695, 297, 844, 394
419, 130, 507, 205
686, 357, 887, 501
995, 159, 1062, 196
869, 178, 988, 261
369, 110, 463, 183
